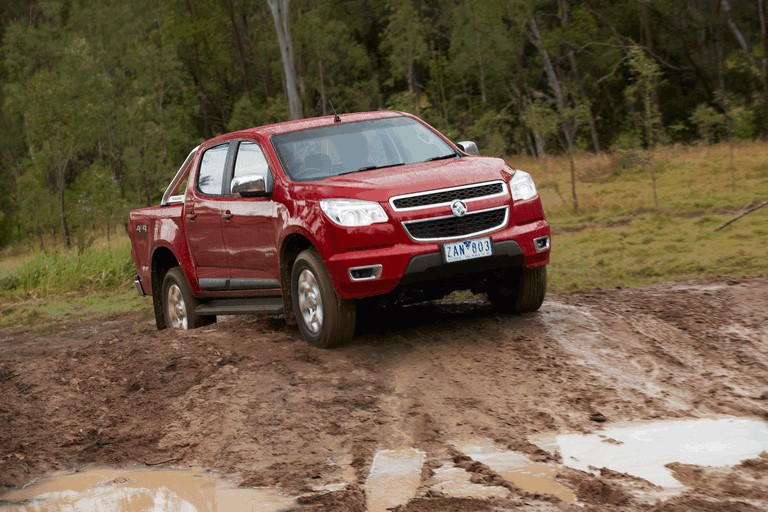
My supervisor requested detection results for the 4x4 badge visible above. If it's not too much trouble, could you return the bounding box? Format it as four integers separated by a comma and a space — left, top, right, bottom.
451, 199, 467, 217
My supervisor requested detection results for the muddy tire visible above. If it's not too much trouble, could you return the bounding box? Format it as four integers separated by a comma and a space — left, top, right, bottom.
487, 265, 547, 313
162, 267, 215, 329
291, 249, 356, 348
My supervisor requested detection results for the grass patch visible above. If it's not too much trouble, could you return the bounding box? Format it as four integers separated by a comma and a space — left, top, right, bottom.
0, 243, 134, 293
518, 142, 768, 291
0, 237, 144, 331
0, 141, 766, 326
0, 289, 149, 331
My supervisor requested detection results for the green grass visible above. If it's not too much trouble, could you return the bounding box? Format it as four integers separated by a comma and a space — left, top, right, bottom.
0, 290, 150, 330
0, 237, 144, 330
0, 141, 767, 326
514, 142, 768, 291
0, 243, 134, 292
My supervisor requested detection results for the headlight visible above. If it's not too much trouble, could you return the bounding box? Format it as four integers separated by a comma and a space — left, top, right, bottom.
510, 169, 538, 201
320, 199, 389, 227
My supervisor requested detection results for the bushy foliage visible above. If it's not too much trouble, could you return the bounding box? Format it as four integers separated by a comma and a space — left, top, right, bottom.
1, 0, 768, 249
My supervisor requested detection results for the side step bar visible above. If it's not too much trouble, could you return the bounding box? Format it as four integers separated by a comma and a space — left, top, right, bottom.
195, 297, 284, 316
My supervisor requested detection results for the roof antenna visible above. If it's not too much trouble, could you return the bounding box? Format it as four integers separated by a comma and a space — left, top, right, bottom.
328, 100, 341, 123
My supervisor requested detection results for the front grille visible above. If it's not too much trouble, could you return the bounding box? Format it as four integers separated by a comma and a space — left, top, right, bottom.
392, 182, 505, 209
404, 207, 507, 241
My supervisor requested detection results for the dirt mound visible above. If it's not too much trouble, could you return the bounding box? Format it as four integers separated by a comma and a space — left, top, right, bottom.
1, 276, 767, 510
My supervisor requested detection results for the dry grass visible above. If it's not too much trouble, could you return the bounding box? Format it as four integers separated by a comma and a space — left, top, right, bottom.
509, 142, 768, 291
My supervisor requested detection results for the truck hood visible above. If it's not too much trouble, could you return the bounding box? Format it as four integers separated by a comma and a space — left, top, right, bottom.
290, 156, 511, 203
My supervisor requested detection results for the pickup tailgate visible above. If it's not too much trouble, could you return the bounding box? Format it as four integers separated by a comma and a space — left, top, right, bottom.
128, 204, 183, 295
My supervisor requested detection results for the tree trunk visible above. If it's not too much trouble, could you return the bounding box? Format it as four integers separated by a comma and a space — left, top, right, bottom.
558, 0, 600, 153
761, 0, 768, 74
267, 0, 302, 119
567, 50, 600, 153
529, 112, 567, 206
472, 10, 487, 105
529, 16, 579, 212
57, 171, 71, 249
568, 150, 579, 213
722, 0, 768, 90
185, 0, 213, 135
224, 0, 252, 100
317, 52, 327, 115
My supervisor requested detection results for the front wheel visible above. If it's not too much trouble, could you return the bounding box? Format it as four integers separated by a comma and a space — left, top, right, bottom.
291, 249, 356, 348
162, 267, 215, 329
487, 265, 547, 313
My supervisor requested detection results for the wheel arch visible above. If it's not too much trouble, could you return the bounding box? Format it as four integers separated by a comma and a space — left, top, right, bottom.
279, 232, 314, 326
150, 246, 180, 330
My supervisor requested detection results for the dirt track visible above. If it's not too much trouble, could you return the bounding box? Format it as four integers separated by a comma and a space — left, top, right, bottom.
1, 276, 767, 511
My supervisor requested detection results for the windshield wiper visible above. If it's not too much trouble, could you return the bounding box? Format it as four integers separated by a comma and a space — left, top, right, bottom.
339, 162, 406, 175
426, 153, 458, 162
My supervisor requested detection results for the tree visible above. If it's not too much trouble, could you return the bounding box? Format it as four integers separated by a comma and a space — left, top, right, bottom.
267, 0, 302, 119
294, 2, 374, 115
6, 33, 106, 248
625, 45, 663, 149
381, 0, 429, 96
624, 45, 664, 209
528, 13, 583, 212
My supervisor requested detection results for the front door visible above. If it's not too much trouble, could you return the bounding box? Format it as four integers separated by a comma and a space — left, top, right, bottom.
220, 141, 280, 290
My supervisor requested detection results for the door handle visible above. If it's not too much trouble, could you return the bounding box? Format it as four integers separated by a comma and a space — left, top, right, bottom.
222, 210, 233, 220
185, 212, 197, 220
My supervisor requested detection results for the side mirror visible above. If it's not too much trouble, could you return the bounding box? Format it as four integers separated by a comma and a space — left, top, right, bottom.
457, 141, 479, 155
231, 173, 272, 197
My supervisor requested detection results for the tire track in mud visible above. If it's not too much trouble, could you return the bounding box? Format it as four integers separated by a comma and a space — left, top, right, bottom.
1, 277, 767, 511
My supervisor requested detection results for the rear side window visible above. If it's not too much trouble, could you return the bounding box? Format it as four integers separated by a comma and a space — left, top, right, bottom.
198, 144, 229, 195
233, 142, 269, 178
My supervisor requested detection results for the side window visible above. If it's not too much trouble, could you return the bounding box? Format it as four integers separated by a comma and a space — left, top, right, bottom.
233, 141, 269, 178
198, 144, 229, 195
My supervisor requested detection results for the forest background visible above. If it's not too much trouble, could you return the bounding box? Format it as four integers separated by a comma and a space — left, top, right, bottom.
0, 0, 766, 253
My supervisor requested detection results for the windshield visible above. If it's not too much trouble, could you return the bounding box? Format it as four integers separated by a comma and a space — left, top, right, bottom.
271, 116, 458, 182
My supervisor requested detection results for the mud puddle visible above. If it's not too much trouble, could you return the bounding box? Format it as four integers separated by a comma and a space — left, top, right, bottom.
533, 417, 768, 488
430, 465, 509, 499
364, 448, 425, 512
454, 440, 577, 504
0, 467, 296, 512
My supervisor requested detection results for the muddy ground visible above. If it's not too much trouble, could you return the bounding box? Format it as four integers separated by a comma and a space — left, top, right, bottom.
0, 276, 767, 511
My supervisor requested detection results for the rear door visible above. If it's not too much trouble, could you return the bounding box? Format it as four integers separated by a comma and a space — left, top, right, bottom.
184, 143, 232, 285
219, 140, 280, 290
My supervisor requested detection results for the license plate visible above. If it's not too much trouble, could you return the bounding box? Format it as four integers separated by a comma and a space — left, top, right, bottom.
442, 237, 492, 263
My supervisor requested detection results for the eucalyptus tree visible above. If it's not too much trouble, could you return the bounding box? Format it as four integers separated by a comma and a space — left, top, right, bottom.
268, 0, 302, 119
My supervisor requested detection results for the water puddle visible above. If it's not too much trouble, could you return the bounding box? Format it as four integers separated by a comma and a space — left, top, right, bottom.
364, 448, 425, 512
309, 454, 357, 493
430, 465, 508, 499
0, 467, 296, 512
532, 417, 768, 488
454, 440, 577, 504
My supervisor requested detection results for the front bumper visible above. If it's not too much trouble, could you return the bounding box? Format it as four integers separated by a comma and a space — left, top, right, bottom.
325, 218, 550, 299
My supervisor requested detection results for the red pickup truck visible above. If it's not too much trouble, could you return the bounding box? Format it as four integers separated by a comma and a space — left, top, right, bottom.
129, 111, 550, 347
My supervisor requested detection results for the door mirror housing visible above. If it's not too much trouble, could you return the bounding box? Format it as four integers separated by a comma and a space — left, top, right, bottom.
231, 172, 272, 197
457, 141, 479, 155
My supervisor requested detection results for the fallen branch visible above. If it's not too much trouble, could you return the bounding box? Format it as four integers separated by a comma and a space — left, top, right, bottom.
714, 200, 768, 231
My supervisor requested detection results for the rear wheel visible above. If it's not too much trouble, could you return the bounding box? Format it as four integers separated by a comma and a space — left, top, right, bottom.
291, 249, 356, 348
487, 265, 547, 313
162, 267, 215, 329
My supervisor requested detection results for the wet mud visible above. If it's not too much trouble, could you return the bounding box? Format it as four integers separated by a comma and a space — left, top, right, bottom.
1, 275, 767, 510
